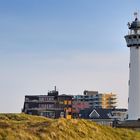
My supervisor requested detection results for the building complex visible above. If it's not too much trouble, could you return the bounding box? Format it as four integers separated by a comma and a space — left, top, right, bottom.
22, 87, 72, 119
73, 90, 116, 110
22, 88, 125, 123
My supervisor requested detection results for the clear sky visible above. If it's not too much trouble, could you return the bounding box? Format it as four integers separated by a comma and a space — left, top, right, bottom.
0, 0, 139, 112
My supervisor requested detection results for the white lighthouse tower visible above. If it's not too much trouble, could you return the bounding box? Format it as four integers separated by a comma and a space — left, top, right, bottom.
125, 13, 140, 120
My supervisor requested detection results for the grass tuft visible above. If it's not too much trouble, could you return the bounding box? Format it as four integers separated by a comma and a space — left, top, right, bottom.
0, 113, 140, 140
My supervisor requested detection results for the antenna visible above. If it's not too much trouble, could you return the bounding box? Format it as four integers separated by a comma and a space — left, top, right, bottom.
134, 12, 138, 19
127, 22, 130, 28
54, 86, 56, 91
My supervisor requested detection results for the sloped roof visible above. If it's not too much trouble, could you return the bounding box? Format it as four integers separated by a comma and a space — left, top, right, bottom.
80, 108, 112, 119
93, 108, 112, 119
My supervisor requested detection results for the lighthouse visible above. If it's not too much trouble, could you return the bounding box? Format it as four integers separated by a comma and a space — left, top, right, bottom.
125, 13, 140, 120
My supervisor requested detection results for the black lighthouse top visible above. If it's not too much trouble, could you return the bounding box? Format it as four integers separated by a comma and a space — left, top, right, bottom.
129, 13, 140, 30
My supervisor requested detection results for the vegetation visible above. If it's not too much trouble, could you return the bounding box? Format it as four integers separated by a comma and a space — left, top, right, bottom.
0, 113, 140, 140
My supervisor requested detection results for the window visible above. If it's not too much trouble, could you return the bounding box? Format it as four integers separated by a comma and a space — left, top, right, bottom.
39, 104, 46, 108
25, 98, 29, 101
28, 112, 32, 115
48, 97, 54, 101
68, 100, 72, 105
39, 97, 44, 101
64, 107, 67, 111
64, 100, 67, 105
25, 103, 28, 108
44, 97, 48, 101
59, 101, 64, 104
47, 104, 54, 109
133, 36, 137, 39
42, 111, 55, 118
68, 108, 72, 112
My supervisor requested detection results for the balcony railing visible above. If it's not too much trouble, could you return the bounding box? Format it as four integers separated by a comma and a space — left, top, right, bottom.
25, 100, 56, 103
26, 107, 64, 111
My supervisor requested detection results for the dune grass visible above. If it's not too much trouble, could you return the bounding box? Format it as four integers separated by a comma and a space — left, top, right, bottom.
0, 113, 140, 140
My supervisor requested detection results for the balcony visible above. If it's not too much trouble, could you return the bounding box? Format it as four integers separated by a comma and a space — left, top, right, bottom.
25, 100, 56, 103
27, 107, 64, 111
110, 97, 117, 100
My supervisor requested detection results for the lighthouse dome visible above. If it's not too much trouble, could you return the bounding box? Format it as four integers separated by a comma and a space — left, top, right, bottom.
129, 18, 140, 30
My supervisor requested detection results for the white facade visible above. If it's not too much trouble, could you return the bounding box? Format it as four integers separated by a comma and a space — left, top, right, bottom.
128, 47, 140, 120
125, 14, 140, 120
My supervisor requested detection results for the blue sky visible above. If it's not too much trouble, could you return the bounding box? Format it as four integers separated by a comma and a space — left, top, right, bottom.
0, 0, 139, 112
